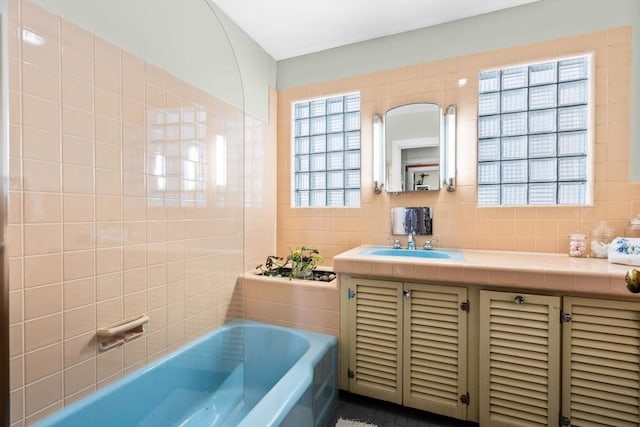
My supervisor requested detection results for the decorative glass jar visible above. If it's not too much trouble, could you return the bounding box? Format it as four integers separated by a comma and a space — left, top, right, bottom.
569, 232, 587, 257
590, 221, 614, 258
625, 215, 640, 238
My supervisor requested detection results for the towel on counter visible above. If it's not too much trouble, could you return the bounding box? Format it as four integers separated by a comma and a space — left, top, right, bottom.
608, 237, 640, 266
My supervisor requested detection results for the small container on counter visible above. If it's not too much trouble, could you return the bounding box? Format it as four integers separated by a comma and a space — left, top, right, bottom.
590, 221, 614, 258
625, 214, 640, 237
569, 232, 587, 257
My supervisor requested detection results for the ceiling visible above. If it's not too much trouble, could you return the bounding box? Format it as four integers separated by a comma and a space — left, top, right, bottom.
212, 0, 539, 61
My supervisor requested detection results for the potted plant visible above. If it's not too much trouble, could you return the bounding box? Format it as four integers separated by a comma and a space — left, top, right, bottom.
256, 246, 335, 282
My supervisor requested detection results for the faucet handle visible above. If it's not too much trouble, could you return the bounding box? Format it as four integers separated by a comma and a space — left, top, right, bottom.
423, 238, 439, 250
388, 238, 401, 249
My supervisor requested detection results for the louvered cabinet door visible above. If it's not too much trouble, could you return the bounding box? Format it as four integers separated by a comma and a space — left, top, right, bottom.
403, 283, 468, 420
348, 278, 403, 404
562, 297, 640, 427
479, 291, 561, 427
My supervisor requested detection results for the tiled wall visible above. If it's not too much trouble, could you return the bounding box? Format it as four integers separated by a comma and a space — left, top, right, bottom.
244, 87, 278, 271
242, 275, 339, 336
7, 1, 276, 425
277, 27, 635, 264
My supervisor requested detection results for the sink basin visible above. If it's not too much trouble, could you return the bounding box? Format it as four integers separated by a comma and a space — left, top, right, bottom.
358, 246, 464, 260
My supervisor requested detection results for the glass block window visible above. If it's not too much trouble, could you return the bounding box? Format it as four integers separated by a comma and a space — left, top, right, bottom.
477, 56, 591, 206
292, 93, 361, 207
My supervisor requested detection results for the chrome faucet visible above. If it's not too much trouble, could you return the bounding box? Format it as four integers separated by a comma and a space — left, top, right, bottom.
389, 238, 401, 249
423, 238, 438, 250
407, 232, 416, 250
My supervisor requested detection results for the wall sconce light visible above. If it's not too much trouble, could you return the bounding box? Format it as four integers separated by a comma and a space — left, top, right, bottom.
443, 105, 457, 192
372, 114, 384, 194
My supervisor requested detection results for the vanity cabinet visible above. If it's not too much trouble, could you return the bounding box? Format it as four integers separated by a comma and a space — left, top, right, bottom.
341, 276, 640, 426
343, 277, 469, 420
561, 297, 640, 427
479, 291, 640, 427
478, 291, 562, 427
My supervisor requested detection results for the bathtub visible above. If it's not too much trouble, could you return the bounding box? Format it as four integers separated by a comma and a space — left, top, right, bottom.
36, 320, 337, 427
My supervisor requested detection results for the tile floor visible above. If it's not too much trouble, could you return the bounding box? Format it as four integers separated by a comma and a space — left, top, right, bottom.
325, 391, 479, 427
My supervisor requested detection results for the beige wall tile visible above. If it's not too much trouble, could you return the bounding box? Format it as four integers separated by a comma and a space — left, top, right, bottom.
24, 372, 62, 417
96, 247, 123, 275
123, 268, 146, 295
62, 134, 93, 167
95, 88, 121, 121
22, 62, 59, 103
63, 332, 96, 368
96, 272, 122, 302
62, 77, 93, 112
63, 277, 95, 310
9, 258, 23, 291
24, 313, 61, 352
122, 246, 145, 271
96, 223, 123, 248
24, 284, 61, 320
9, 290, 23, 325
63, 164, 94, 194
123, 291, 146, 318
23, 95, 59, 133
63, 359, 95, 397
96, 297, 123, 327
10, 355, 23, 391
95, 196, 122, 222
23, 126, 60, 163
10, 388, 24, 424
24, 343, 62, 384
24, 223, 61, 256
63, 194, 94, 222
123, 337, 146, 368
22, 34, 60, 74
7, 224, 22, 258
63, 305, 95, 339
24, 254, 61, 288
95, 168, 121, 196
23, 159, 60, 193
95, 66, 121, 96
62, 105, 93, 140
61, 45, 93, 83
63, 223, 95, 252
63, 250, 95, 281
95, 115, 121, 145
65, 385, 96, 406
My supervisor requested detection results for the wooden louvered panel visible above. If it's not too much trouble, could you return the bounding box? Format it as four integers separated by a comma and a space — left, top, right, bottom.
348, 279, 403, 404
403, 284, 468, 420
562, 297, 640, 427
479, 291, 560, 427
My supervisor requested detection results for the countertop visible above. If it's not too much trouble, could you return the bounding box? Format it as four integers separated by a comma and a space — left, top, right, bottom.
333, 245, 638, 298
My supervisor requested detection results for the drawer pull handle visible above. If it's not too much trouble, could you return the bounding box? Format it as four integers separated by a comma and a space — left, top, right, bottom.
514, 295, 525, 304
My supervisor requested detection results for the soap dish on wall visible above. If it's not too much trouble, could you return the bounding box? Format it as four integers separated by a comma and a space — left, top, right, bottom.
96, 314, 150, 351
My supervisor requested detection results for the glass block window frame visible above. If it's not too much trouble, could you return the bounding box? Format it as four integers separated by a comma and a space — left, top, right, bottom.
292, 93, 361, 207
477, 55, 592, 206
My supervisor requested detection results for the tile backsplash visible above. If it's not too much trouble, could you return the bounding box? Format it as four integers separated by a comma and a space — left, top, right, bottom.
8, 1, 276, 424
277, 27, 635, 265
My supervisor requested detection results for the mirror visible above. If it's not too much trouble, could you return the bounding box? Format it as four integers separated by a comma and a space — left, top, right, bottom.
391, 207, 433, 235
384, 103, 442, 192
